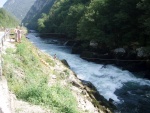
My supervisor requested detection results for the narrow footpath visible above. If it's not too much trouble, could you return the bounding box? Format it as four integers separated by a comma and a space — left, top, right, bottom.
0, 31, 12, 113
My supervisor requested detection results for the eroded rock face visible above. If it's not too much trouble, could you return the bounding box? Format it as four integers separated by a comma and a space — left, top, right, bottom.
22, 0, 55, 25
80, 80, 117, 112
58, 59, 115, 112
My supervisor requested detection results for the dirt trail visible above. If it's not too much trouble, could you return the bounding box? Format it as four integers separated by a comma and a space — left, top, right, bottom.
0, 76, 11, 113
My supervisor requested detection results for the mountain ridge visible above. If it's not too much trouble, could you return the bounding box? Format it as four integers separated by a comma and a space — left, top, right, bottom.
3, 0, 36, 21
22, 0, 55, 29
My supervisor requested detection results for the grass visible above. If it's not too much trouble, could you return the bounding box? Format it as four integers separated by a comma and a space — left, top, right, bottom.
2, 37, 80, 113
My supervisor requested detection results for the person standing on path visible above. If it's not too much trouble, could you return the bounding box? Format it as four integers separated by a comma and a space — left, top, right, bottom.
14, 27, 18, 42
17, 27, 22, 43
54, 54, 56, 59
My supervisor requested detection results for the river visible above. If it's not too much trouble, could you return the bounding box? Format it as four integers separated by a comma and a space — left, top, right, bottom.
27, 33, 150, 113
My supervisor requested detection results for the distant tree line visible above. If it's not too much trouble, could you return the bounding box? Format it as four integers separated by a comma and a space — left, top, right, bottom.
0, 8, 19, 28
35, 0, 150, 47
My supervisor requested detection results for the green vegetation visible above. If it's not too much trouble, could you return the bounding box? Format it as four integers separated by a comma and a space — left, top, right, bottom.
0, 8, 19, 28
77, 0, 150, 46
37, 0, 90, 38
3, 37, 80, 113
36, 0, 150, 47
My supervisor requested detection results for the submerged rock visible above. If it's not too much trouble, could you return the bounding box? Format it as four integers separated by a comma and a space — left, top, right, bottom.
61, 59, 70, 68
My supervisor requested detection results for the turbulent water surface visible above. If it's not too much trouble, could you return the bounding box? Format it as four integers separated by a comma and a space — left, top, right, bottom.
27, 33, 150, 113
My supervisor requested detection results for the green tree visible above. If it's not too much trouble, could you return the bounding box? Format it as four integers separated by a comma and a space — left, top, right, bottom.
37, 0, 90, 38
78, 0, 146, 47
37, 13, 48, 31
137, 0, 150, 46
36, 0, 150, 48
78, 0, 107, 42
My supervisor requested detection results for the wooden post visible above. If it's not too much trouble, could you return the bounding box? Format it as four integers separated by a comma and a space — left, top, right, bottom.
0, 31, 6, 77
0, 36, 3, 77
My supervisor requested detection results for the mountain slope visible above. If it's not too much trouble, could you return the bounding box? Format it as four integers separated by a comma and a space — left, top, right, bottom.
3, 0, 36, 21
22, 0, 55, 29
0, 8, 19, 27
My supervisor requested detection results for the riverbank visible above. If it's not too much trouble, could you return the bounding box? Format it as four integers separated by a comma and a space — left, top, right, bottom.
27, 33, 150, 113
63, 39, 150, 79
1, 34, 115, 113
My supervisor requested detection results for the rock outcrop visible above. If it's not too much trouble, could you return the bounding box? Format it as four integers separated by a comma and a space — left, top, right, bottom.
22, 0, 55, 28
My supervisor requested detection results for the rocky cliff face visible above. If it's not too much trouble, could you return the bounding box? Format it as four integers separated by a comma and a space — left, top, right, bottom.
22, 0, 55, 29
3, 0, 36, 21
3, 0, 55, 26
22, 0, 55, 24
23, 0, 50, 21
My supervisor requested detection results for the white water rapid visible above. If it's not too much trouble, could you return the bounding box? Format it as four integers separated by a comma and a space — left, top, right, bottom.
27, 33, 150, 113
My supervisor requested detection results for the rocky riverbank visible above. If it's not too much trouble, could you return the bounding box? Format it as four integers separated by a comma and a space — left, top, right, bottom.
64, 40, 150, 79
1, 35, 116, 113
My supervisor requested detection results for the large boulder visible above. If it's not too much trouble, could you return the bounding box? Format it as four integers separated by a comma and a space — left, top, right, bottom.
114, 48, 126, 53
90, 40, 98, 48
61, 59, 70, 68
113, 48, 126, 59
136, 47, 150, 58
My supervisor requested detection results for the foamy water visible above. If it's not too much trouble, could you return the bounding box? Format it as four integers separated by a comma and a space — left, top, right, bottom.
27, 33, 150, 112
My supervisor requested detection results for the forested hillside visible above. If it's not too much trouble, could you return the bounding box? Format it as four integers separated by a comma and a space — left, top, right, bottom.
37, 0, 90, 38
0, 8, 19, 28
37, 0, 150, 47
